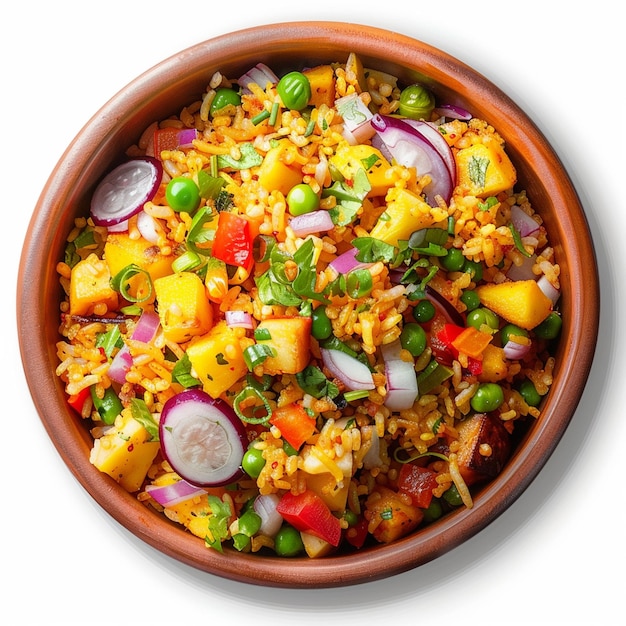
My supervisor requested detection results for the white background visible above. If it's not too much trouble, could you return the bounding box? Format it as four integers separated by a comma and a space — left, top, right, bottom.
3, 2, 622, 624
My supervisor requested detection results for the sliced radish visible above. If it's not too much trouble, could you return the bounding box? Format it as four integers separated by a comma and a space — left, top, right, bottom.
90, 156, 163, 226
159, 389, 248, 487
320, 348, 375, 391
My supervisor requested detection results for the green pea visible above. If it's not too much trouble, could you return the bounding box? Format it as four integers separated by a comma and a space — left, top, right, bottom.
165, 176, 201, 213
471, 383, 505, 412
241, 445, 265, 479
342, 509, 358, 527
282, 441, 298, 456
412, 299, 436, 323
286, 183, 319, 216
276, 71, 311, 111
460, 290, 481, 312
210, 87, 241, 115
534, 312, 562, 340
467, 307, 499, 331
398, 84, 435, 120
518, 379, 542, 407
422, 498, 443, 523
440, 247, 465, 272
443, 484, 463, 507
400, 323, 427, 357
463, 259, 483, 282
311, 306, 332, 340
501, 323, 528, 346
274, 524, 305, 557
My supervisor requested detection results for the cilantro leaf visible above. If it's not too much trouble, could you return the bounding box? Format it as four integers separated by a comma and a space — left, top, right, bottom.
129, 398, 159, 441
352, 237, 396, 263
296, 365, 340, 399
217, 143, 263, 170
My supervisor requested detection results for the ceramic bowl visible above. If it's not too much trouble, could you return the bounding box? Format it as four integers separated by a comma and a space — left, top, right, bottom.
17, 21, 599, 588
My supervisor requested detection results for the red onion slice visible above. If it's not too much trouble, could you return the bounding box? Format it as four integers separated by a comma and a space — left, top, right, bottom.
145, 479, 206, 507
159, 389, 248, 487
433, 104, 472, 121
289, 210, 334, 237
237, 63, 279, 92
90, 157, 163, 226
371, 114, 453, 205
108, 311, 161, 384
510, 205, 540, 237
335, 93, 376, 145
320, 348, 375, 391
225, 310, 254, 329
537, 275, 561, 305
253, 494, 283, 537
136, 210, 160, 243
506, 253, 537, 282
402, 119, 456, 188
328, 247, 372, 276
503, 339, 532, 360
381, 340, 418, 411
425, 285, 466, 327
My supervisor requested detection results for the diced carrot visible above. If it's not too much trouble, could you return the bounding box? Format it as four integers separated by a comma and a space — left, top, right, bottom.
450, 326, 493, 359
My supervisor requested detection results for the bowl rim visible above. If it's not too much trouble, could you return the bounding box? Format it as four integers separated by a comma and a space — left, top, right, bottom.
17, 21, 600, 588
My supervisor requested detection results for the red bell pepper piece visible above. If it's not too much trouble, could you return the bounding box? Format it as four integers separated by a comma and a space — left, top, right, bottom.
211, 212, 254, 270
344, 516, 369, 549
276, 490, 342, 546
435, 323, 483, 374
269, 402, 316, 450
396, 464, 439, 509
67, 386, 91, 415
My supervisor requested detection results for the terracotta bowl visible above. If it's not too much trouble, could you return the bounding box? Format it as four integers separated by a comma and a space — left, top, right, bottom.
17, 22, 599, 588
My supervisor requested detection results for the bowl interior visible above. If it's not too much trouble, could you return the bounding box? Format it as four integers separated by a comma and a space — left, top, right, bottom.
17, 21, 599, 587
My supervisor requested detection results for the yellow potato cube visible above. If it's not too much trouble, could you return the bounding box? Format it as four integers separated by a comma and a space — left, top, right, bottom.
257, 145, 303, 196
301, 532, 335, 558
455, 139, 517, 198
478, 344, 509, 383
330, 144, 399, 197
104, 232, 175, 302
89, 411, 159, 492
186, 321, 248, 398
256, 316, 312, 375
303, 64, 336, 108
154, 272, 213, 343
369, 187, 448, 246
475, 279, 552, 330
69, 253, 119, 316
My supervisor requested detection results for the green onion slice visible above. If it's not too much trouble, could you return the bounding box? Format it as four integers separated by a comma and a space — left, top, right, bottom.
233, 386, 272, 425
110, 264, 153, 303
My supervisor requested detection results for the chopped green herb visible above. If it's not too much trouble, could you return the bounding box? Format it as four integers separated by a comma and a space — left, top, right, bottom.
296, 365, 339, 399
129, 398, 159, 441
468, 155, 489, 188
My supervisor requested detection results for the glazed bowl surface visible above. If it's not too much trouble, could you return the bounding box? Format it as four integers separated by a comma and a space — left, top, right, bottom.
17, 21, 598, 588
